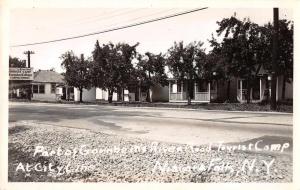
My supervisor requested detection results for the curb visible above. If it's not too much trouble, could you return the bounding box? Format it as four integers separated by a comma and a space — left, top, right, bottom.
9, 100, 293, 115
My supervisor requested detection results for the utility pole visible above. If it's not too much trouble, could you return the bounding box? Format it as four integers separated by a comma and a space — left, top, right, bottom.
24, 50, 35, 68
24, 50, 34, 100
271, 8, 279, 110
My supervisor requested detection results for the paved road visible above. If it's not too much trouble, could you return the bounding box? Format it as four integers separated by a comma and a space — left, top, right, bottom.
9, 102, 293, 146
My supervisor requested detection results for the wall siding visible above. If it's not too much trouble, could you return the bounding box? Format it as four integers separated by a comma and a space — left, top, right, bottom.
32, 83, 56, 101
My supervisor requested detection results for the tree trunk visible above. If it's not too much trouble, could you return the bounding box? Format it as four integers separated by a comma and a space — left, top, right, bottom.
108, 89, 113, 103
147, 71, 152, 103
79, 88, 83, 102
146, 87, 150, 102
122, 88, 124, 102
226, 80, 231, 101
282, 75, 286, 100
187, 79, 191, 105
138, 82, 141, 102
117, 88, 122, 102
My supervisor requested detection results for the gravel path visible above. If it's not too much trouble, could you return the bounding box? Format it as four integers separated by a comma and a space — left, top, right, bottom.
8, 124, 292, 182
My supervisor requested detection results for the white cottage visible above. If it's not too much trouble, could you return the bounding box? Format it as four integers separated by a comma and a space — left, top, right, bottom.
31, 70, 96, 102
31, 70, 65, 101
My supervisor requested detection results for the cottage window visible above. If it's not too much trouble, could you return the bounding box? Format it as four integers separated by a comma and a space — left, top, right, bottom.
238, 80, 248, 90
69, 87, 74, 93
210, 81, 217, 91
51, 83, 56, 94
33, 85, 38, 93
177, 81, 182, 92
252, 78, 260, 100
39, 85, 45, 94
197, 81, 208, 92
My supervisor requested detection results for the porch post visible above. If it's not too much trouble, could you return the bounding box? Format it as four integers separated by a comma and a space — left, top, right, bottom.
175, 80, 177, 100
181, 81, 183, 100
194, 82, 197, 101
240, 80, 243, 102
66, 86, 68, 101
169, 81, 171, 101
260, 79, 262, 100
139, 86, 141, 102
276, 77, 279, 101
208, 82, 211, 102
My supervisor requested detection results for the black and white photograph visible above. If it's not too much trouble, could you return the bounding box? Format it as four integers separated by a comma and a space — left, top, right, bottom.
0, 0, 299, 189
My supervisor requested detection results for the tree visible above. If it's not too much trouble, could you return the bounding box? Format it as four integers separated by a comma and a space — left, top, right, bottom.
61, 51, 92, 102
136, 52, 168, 102
261, 20, 293, 100
166, 41, 205, 105
215, 16, 261, 103
92, 41, 138, 103
208, 35, 230, 101
214, 14, 293, 103
9, 56, 26, 68
9, 56, 28, 99
277, 20, 293, 100
90, 41, 106, 97
117, 42, 139, 101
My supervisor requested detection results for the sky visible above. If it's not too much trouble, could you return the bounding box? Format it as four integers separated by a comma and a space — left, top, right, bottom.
9, 8, 293, 73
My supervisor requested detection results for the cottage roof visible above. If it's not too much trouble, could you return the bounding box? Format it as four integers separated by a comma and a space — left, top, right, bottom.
33, 70, 64, 83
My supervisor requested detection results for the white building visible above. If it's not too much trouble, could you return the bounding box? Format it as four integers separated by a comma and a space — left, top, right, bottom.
74, 87, 96, 102
96, 85, 169, 102
31, 70, 96, 102
31, 70, 64, 101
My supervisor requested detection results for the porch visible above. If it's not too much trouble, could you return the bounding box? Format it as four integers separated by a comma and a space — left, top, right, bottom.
168, 80, 217, 102
236, 78, 265, 103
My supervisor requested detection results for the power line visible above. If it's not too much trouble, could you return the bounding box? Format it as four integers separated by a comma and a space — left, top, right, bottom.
84, 8, 176, 33
48, 9, 140, 29
114, 8, 175, 25
11, 7, 208, 47
59, 9, 146, 27
34, 8, 174, 36
38, 9, 145, 32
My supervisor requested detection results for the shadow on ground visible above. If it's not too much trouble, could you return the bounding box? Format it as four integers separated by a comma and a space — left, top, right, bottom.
9, 104, 161, 123
8, 142, 60, 182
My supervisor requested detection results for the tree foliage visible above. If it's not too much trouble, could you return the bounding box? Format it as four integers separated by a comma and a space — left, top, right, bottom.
214, 16, 267, 103
166, 41, 206, 105
57, 14, 293, 104
136, 52, 168, 102
212, 15, 293, 102
92, 40, 138, 103
263, 20, 293, 79
9, 56, 26, 68
60, 51, 92, 102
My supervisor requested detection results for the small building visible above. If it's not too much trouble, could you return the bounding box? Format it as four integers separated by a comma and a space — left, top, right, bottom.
31, 70, 65, 101
31, 70, 95, 102
167, 75, 292, 104
96, 84, 169, 102
234, 75, 293, 103
232, 64, 293, 103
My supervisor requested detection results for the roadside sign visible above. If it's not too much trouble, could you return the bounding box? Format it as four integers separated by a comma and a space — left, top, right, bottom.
9, 67, 34, 80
